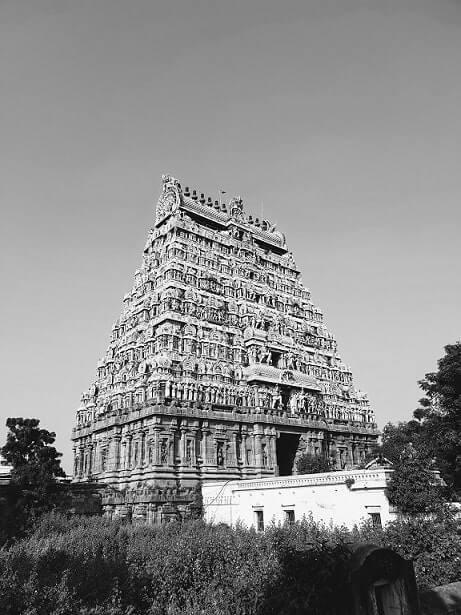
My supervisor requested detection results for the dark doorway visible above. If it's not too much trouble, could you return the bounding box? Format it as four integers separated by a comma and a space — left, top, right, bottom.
276, 433, 300, 476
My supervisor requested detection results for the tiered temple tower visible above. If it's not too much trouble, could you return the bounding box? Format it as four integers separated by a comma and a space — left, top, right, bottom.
72, 174, 378, 521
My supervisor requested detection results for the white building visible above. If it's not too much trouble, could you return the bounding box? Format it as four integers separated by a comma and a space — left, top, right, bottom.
203, 465, 397, 530
0, 454, 12, 485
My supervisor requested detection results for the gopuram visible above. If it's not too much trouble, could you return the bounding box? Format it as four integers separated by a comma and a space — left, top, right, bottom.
72, 174, 378, 522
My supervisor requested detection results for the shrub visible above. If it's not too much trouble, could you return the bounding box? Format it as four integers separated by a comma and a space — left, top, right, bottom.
0, 510, 460, 614
386, 451, 445, 514
295, 453, 331, 474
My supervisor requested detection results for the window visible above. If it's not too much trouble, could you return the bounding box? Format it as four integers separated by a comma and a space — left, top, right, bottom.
369, 512, 382, 528
284, 509, 295, 525
255, 510, 264, 532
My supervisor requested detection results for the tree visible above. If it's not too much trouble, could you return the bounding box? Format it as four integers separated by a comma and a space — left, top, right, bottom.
386, 446, 444, 514
414, 342, 461, 495
296, 452, 331, 474
1, 418, 66, 514
188, 482, 204, 520
379, 420, 426, 463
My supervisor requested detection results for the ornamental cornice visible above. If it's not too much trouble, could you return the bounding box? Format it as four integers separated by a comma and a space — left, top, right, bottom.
72, 403, 379, 440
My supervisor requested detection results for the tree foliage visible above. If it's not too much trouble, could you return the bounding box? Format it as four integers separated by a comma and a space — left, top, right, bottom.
2, 418, 65, 491
296, 453, 330, 474
1, 418, 66, 539
367, 343, 461, 497
386, 447, 443, 514
414, 342, 461, 493
380, 421, 425, 463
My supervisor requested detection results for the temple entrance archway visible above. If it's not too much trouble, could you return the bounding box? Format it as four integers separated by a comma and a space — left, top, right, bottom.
276, 432, 300, 476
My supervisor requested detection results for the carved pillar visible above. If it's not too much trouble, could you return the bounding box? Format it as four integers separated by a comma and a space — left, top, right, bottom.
153, 427, 161, 465
78, 444, 85, 476
189, 427, 198, 466
110, 435, 121, 471
126, 435, 133, 469
346, 441, 353, 469
269, 433, 277, 470
249, 433, 255, 466
231, 431, 238, 467
254, 426, 263, 468
180, 428, 187, 464
201, 428, 208, 464
168, 433, 175, 465
72, 447, 78, 477
241, 432, 247, 468
140, 430, 147, 467
88, 443, 94, 475
206, 429, 214, 466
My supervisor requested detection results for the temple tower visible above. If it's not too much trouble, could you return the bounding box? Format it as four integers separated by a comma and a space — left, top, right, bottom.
72, 174, 378, 520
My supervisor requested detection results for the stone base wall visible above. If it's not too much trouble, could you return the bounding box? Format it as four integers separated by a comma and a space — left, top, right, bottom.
101, 485, 199, 524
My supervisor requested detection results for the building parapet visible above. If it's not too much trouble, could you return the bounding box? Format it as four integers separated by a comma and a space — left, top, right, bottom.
205, 468, 394, 493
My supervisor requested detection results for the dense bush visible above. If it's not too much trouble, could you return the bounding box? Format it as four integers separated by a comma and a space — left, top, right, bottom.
0, 510, 460, 615
295, 452, 331, 474
386, 450, 446, 514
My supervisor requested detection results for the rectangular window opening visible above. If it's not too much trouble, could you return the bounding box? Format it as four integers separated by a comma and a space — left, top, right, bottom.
255, 510, 264, 532
369, 512, 382, 528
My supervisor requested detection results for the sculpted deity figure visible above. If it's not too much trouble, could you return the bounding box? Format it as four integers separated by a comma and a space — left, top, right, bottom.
262, 444, 268, 467
273, 389, 283, 410
255, 313, 264, 329
160, 439, 168, 464
289, 393, 298, 415
217, 442, 225, 467
260, 348, 271, 364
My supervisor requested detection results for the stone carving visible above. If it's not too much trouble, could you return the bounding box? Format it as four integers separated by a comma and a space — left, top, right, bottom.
156, 174, 182, 224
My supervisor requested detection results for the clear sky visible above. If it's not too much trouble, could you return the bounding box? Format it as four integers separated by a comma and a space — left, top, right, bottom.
1, 0, 461, 473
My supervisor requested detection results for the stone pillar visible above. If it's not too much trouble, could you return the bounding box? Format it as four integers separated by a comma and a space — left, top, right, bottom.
254, 426, 263, 468
180, 428, 187, 464
241, 432, 248, 468
269, 433, 277, 470
200, 429, 207, 464
110, 435, 121, 470
168, 434, 175, 465
78, 444, 85, 476
153, 427, 161, 465
249, 433, 255, 466
88, 443, 94, 475
205, 429, 215, 466
346, 442, 353, 469
121, 440, 127, 469
126, 435, 133, 469
189, 427, 198, 466
72, 447, 78, 477
231, 431, 238, 467
140, 430, 147, 467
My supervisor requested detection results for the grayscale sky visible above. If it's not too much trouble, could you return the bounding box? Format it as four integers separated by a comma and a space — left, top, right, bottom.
1, 0, 461, 472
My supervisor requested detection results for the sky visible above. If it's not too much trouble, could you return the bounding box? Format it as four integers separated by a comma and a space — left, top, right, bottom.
1, 0, 461, 473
